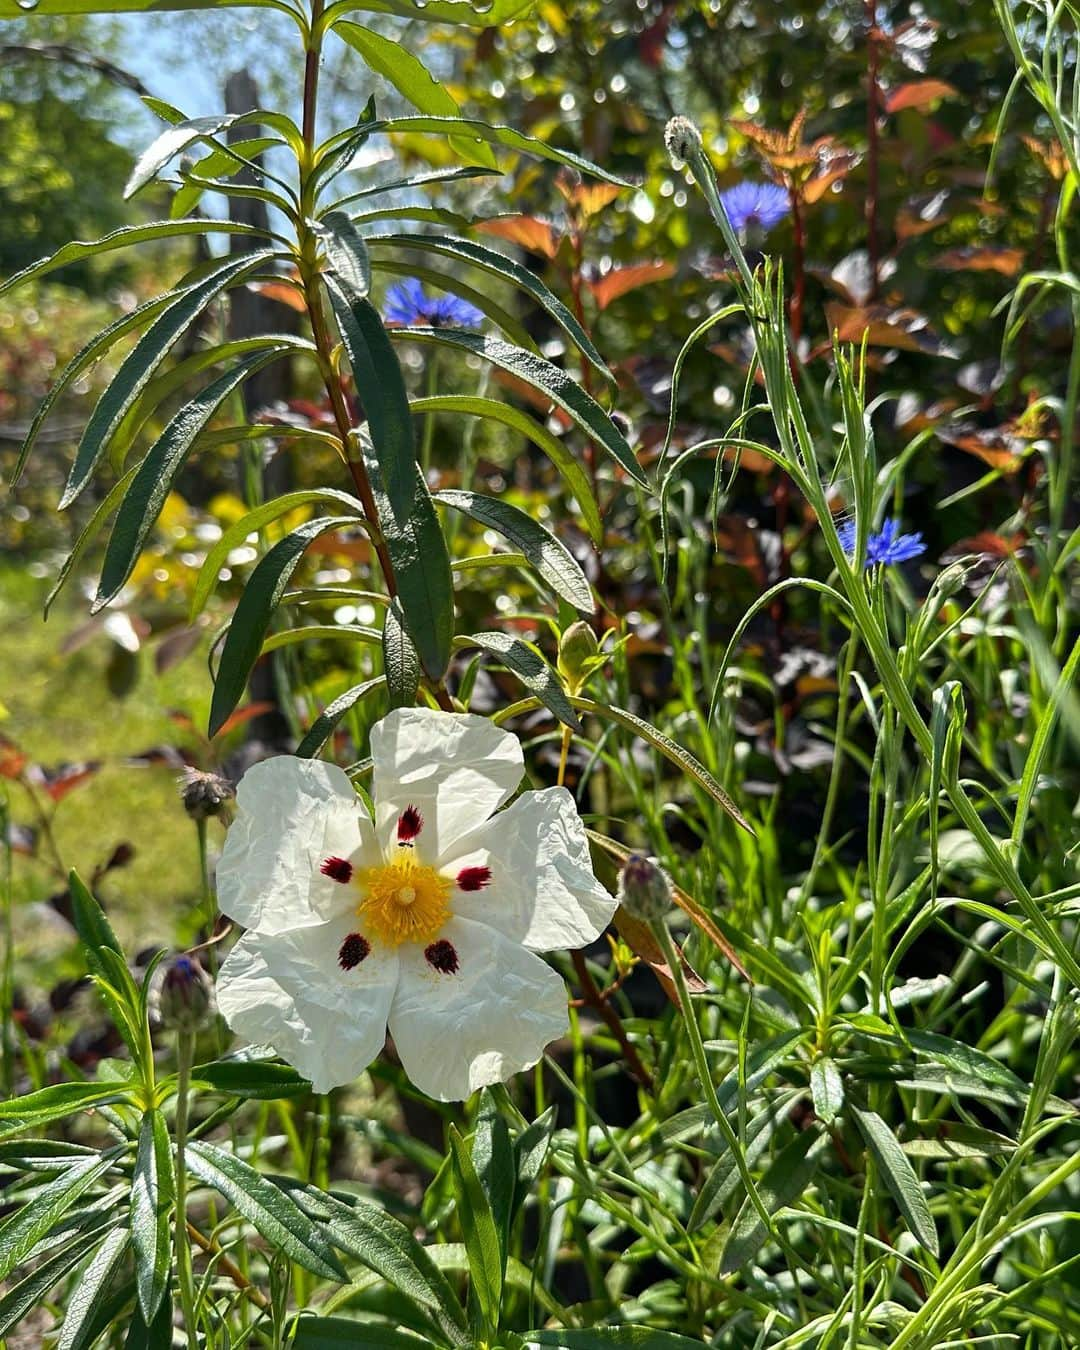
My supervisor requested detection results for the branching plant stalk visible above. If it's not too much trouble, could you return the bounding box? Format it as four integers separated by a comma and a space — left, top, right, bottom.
174, 1028, 200, 1345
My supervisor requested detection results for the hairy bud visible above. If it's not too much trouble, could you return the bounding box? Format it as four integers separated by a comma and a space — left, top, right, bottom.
664, 116, 703, 166
157, 954, 215, 1032
617, 853, 674, 922
558, 621, 599, 690
179, 767, 235, 821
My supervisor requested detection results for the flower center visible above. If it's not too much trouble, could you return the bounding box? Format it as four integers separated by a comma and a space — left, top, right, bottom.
356, 854, 452, 948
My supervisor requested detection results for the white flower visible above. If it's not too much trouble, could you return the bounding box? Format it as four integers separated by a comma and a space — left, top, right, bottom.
214, 708, 616, 1100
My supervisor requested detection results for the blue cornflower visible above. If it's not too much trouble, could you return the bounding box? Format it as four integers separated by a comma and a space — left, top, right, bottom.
718, 181, 790, 233
838, 517, 927, 567
383, 277, 484, 329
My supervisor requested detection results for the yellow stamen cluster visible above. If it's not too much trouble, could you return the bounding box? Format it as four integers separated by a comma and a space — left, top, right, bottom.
356, 854, 452, 948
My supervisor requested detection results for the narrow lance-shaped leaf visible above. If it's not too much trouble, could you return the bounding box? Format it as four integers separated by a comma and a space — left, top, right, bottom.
315, 210, 372, 299
184, 1141, 346, 1280
437, 489, 592, 614
296, 677, 385, 759
125, 113, 240, 198
382, 597, 420, 710
414, 395, 601, 545
56, 1227, 130, 1350
61, 249, 276, 508
0, 220, 267, 299
448, 1125, 503, 1336
397, 329, 646, 487
458, 632, 581, 733
208, 516, 364, 736
720, 1127, 824, 1275
369, 461, 454, 680
852, 1106, 940, 1256
0, 1235, 96, 1336
0, 1155, 115, 1282
130, 1110, 173, 1323
325, 275, 415, 526
95, 345, 295, 609
369, 232, 610, 376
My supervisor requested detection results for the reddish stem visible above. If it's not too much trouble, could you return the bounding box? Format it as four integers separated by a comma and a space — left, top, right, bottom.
865, 1, 881, 298
789, 189, 806, 345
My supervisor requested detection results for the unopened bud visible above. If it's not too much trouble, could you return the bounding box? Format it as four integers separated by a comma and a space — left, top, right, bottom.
617, 853, 673, 922
179, 768, 234, 821
664, 116, 703, 166
157, 954, 214, 1032
558, 621, 599, 689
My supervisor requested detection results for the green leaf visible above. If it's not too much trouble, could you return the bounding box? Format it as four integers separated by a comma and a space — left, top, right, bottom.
293, 1320, 436, 1350
513, 1105, 557, 1220
316, 209, 372, 300
126, 113, 239, 198
371, 463, 454, 680
324, 114, 631, 186
370, 233, 609, 376
288, 1184, 469, 1342
413, 395, 601, 545
0, 1083, 130, 1139
208, 515, 362, 736
437, 488, 592, 613
458, 632, 580, 732
329, 0, 533, 24
0, 1155, 114, 1282
525, 1332, 710, 1348
67, 869, 124, 975
130, 1111, 173, 1323
296, 678, 385, 759
190, 1057, 313, 1098
852, 1107, 939, 1256
448, 1124, 503, 1336
123, 1290, 174, 1350
687, 1098, 794, 1233
382, 597, 420, 710
60, 249, 276, 508
189, 488, 366, 620
95, 347, 294, 609
395, 329, 645, 486
471, 1092, 515, 1264
0, 219, 267, 297
0, 1232, 94, 1335
810, 1057, 844, 1126
184, 1141, 347, 1280
329, 165, 501, 213
720, 1127, 824, 1275
324, 277, 415, 526
9, 291, 178, 489
574, 699, 754, 836
906, 1030, 1028, 1092
57, 1227, 130, 1350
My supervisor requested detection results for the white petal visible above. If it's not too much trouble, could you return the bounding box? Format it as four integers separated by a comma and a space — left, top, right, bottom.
216, 917, 399, 1095
370, 708, 523, 862
388, 917, 567, 1101
445, 788, 617, 951
216, 755, 378, 936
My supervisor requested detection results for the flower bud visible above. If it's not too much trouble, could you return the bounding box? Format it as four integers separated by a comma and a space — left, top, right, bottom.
617, 853, 674, 923
179, 767, 235, 821
664, 115, 703, 166
157, 954, 215, 1032
558, 621, 599, 690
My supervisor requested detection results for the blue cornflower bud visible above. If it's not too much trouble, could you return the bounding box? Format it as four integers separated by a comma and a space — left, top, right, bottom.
157, 954, 215, 1032
617, 853, 674, 922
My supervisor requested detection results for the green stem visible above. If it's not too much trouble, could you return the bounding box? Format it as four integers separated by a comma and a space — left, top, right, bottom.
419, 354, 438, 477
175, 1029, 199, 1346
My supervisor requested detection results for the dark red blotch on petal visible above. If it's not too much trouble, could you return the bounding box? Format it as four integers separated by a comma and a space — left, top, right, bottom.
397, 805, 423, 843
456, 866, 492, 892
321, 856, 353, 883
424, 939, 459, 974
338, 933, 371, 970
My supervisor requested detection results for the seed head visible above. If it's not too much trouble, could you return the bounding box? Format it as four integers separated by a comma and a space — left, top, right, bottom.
617, 853, 674, 923
179, 767, 235, 821
157, 954, 215, 1032
665, 116, 703, 166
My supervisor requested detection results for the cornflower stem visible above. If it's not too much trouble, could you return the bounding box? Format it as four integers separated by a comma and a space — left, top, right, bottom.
419, 355, 438, 477
649, 917, 773, 1233
174, 1028, 200, 1345
864, 0, 881, 298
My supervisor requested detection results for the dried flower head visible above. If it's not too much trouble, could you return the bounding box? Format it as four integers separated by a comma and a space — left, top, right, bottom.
179, 767, 235, 821
665, 115, 703, 165
617, 853, 674, 923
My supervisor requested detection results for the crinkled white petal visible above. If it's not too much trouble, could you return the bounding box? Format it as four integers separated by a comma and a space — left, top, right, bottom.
216, 756, 378, 936
216, 918, 399, 1095
370, 708, 523, 862
445, 787, 616, 951
388, 916, 568, 1101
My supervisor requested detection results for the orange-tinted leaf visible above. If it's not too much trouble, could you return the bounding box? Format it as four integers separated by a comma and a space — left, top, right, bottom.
826, 303, 955, 355
0, 736, 28, 779
29, 761, 104, 803
1021, 134, 1069, 181
931, 246, 1025, 277
802, 154, 859, 203
587, 260, 676, 310
885, 80, 958, 114
476, 214, 561, 258
935, 421, 1029, 472
614, 906, 707, 1010
252, 279, 308, 313
211, 700, 277, 740
896, 190, 953, 239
